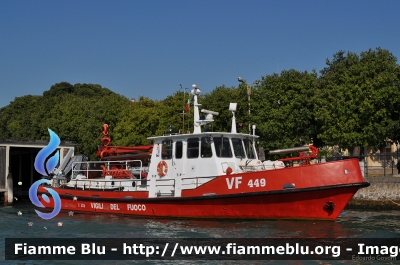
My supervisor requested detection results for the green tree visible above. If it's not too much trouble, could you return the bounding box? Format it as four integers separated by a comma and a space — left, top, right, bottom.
1, 48, 400, 160
315, 48, 400, 150
251, 69, 319, 152
112, 96, 162, 147
0, 95, 42, 139
0, 82, 132, 159
202, 85, 243, 133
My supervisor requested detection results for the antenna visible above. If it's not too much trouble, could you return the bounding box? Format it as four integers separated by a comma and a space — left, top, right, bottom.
191, 84, 201, 95
191, 84, 218, 133
201, 109, 219, 121
201, 109, 219, 116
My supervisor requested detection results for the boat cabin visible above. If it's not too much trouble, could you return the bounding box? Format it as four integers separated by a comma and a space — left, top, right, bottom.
143, 84, 282, 196
63, 84, 284, 197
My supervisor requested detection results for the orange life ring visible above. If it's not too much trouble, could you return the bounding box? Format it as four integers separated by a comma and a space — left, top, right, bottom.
157, 161, 168, 177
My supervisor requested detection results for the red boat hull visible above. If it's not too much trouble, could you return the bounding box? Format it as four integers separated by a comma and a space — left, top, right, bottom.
37, 159, 369, 220
38, 183, 366, 221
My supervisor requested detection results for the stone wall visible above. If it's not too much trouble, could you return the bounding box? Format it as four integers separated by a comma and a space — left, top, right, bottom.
347, 176, 400, 209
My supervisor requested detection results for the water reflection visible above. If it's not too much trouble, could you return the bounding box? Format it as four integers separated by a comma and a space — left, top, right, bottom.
1, 202, 399, 265
2, 202, 399, 239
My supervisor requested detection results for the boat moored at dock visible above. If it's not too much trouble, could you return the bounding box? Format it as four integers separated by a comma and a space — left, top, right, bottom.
37, 84, 369, 220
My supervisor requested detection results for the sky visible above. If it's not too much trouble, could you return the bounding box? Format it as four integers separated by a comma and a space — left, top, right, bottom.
1, 0, 399, 108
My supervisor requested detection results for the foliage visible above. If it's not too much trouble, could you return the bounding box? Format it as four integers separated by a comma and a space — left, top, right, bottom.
0, 48, 399, 159
315, 48, 400, 149
0, 95, 42, 139
112, 96, 162, 147
202, 85, 243, 133
0, 82, 131, 159
251, 69, 319, 151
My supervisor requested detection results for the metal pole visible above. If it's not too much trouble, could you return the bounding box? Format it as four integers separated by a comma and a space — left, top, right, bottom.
239, 78, 259, 135
247, 84, 251, 134
180, 86, 188, 134
397, 141, 399, 175
180, 85, 185, 133
384, 145, 386, 177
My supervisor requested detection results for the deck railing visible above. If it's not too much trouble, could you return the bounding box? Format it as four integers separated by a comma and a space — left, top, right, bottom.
181, 176, 216, 188
71, 159, 144, 178
55, 178, 149, 191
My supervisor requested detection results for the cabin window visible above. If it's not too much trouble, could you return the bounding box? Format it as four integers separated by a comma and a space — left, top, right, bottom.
162, 140, 173, 159
232, 138, 245, 158
175, 141, 183, 159
244, 139, 256, 159
201, 137, 213, 158
214, 137, 232, 158
187, 138, 199, 158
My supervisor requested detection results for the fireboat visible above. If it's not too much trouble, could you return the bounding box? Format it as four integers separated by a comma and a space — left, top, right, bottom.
38, 84, 369, 220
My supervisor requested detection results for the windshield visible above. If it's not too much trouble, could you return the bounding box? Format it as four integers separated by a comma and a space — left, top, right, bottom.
232, 138, 246, 158
243, 139, 256, 159
214, 137, 232, 158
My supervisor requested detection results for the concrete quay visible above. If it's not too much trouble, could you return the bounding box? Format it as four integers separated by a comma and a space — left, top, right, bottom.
348, 176, 400, 210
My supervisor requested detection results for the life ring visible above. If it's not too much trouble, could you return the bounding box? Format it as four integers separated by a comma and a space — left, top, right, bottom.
157, 161, 168, 177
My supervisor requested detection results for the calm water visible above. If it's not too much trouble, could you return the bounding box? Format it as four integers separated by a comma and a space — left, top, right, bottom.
1, 201, 399, 265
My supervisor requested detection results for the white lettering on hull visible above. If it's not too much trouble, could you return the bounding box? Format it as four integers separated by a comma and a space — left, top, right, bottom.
226, 176, 242, 189
90, 203, 104, 209
88, 202, 147, 212
127, 204, 146, 211
110, 204, 120, 210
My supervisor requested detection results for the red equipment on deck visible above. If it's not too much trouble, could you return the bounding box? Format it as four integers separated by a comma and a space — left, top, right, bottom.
96, 123, 153, 161
269, 145, 319, 165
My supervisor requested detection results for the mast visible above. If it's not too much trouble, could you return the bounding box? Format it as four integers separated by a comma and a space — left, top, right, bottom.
192, 84, 201, 134
191, 84, 218, 134
229, 103, 237, 133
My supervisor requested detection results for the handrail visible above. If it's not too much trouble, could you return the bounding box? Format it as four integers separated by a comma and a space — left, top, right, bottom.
60, 178, 149, 191
182, 176, 216, 180
71, 160, 144, 179
155, 178, 176, 196
155, 178, 176, 187
181, 176, 215, 188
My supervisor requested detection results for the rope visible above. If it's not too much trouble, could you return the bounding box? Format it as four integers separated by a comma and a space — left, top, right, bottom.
366, 185, 400, 207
